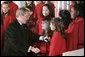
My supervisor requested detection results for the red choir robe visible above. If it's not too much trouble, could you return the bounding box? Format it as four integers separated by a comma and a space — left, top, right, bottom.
35, 19, 43, 35
1, 13, 15, 50
34, 2, 55, 34
34, 19, 47, 55
49, 31, 66, 56
34, 2, 55, 55
34, 3, 42, 21
74, 17, 84, 48
3, 14, 15, 31
34, 19, 50, 56
8, 1, 18, 18
65, 20, 79, 51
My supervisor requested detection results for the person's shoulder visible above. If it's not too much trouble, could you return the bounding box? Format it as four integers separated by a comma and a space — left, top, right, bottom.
35, 2, 42, 7
10, 2, 18, 7
53, 31, 59, 36
75, 17, 84, 23
6, 19, 18, 30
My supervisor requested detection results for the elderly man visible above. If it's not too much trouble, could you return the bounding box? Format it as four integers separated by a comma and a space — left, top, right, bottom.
3, 7, 40, 56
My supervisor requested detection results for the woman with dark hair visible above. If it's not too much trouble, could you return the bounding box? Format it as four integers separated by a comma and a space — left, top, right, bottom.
40, 4, 54, 19
59, 10, 73, 30
1, 2, 15, 31
59, 10, 79, 51
73, 2, 84, 49
49, 17, 66, 56
35, 4, 54, 35
34, 4, 54, 56
34, 1, 55, 21
1, 2, 16, 54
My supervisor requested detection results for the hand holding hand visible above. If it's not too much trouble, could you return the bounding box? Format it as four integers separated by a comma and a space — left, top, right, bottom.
31, 47, 40, 54
44, 36, 50, 42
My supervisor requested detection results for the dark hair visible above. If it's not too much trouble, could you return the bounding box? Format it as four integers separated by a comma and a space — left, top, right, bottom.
25, 1, 35, 11
26, 6, 33, 11
50, 17, 66, 39
40, 4, 54, 18
59, 10, 73, 29
74, 1, 84, 18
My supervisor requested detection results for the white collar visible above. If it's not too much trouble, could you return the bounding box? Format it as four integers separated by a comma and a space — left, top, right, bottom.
16, 18, 22, 26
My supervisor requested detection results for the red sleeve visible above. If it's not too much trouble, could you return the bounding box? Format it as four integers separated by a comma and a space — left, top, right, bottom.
65, 21, 75, 33
9, 2, 18, 18
34, 19, 43, 35
65, 21, 79, 51
3, 16, 10, 30
3, 15, 15, 31
34, 3, 42, 21
78, 19, 84, 48
49, 31, 66, 56
34, 6, 38, 20
75, 17, 84, 48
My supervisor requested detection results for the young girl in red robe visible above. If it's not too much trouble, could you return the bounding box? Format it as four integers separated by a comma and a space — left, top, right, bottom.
35, 4, 54, 35
1, 2, 15, 50
33, 4, 54, 56
1, 2, 15, 31
34, 1, 55, 21
74, 2, 84, 48
59, 10, 78, 51
49, 18, 66, 56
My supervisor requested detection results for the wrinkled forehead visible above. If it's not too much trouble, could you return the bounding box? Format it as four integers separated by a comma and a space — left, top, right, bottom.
2, 3, 9, 7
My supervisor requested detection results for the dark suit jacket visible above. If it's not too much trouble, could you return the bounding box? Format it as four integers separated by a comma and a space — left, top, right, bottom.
3, 19, 39, 56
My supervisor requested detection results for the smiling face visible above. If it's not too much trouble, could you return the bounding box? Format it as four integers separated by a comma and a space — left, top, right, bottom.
1, 3, 9, 14
42, 6, 50, 17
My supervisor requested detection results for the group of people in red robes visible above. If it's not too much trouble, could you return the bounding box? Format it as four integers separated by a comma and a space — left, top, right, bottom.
1, 1, 84, 56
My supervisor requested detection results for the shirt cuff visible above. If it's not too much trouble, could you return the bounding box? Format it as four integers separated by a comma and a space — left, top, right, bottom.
27, 46, 32, 52
39, 36, 44, 41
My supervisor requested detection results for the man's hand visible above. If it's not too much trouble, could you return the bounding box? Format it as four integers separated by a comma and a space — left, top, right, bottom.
31, 47, 40, 54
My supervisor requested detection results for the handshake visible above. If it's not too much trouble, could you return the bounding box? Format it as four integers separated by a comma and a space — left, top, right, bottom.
27, 46, 40, 54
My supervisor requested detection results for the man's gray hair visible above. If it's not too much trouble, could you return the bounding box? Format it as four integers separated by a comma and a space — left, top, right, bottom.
16, 7, 29, 18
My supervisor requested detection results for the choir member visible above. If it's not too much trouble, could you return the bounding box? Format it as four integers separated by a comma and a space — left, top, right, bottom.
59, 10, 78, 51
49, 18, 66, 56
34, 1, 55, 21
35, 4, 54, 35
74, 2, 84, 48
1, 2, 15, 51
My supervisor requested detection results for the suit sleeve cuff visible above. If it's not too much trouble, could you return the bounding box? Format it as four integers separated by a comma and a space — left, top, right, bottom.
27, 46, 32, 52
